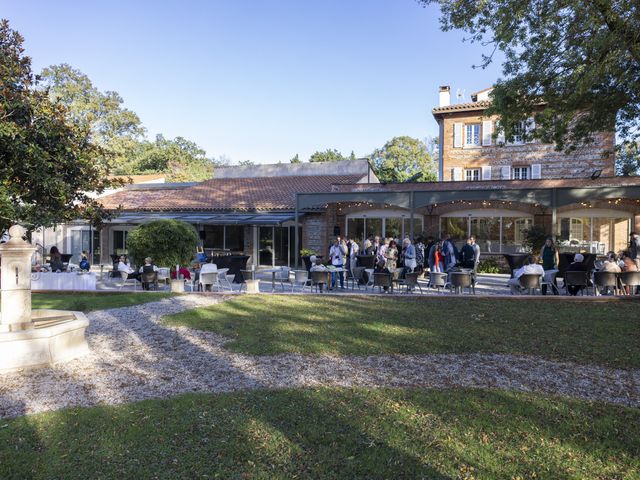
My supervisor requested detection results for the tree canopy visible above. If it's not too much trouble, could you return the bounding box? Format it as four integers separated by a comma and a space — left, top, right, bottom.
370, 136, 438, 183
0, 20, 120, 232
126, 219, 199, 267
308, 149, 356, 163
39, 63, 216, 182
421, 0, 640, 164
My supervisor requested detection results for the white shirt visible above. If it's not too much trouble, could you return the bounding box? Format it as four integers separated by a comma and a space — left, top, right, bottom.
329, 244, 345, 266
117, 261, 134, 274
514, 263, 544, 279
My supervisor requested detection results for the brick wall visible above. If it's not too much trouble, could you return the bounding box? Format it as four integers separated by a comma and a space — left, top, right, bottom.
438, 111, 616, 180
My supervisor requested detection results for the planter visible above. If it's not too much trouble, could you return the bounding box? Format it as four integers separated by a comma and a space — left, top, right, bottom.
170, 279, 185, 293
244, 279, 260, 294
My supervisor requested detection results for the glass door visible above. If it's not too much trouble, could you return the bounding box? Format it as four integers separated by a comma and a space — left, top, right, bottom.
259, 227, 274, 266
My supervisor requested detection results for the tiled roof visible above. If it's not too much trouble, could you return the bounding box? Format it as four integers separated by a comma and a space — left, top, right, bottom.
100, 174, 366, 211
431, 100, 491, 115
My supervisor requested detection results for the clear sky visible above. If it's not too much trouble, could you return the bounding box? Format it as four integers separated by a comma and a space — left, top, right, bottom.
3, 0, 502, 164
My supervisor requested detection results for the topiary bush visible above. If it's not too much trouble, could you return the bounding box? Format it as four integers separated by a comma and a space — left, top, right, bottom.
127, 219, 199, 268
522, 225, 549, 256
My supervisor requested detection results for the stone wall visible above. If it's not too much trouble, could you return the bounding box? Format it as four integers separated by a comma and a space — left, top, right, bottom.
439, 111, 616, 179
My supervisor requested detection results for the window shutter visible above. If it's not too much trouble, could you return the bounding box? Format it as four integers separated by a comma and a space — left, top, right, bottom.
482, 120, 493, 146
453, 123, 463, 148
531, 164, 542, 179
501, 165, 511, 180
453, 167, 463, 181
496, 121, 505, 144
481, 166, 492, 180
526, 117, 536, 143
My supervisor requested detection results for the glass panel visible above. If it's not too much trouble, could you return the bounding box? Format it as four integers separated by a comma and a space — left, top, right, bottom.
365, 218, 382, 240
92, 229, 101, 265
385, 218, 402, 240
470, 217, 500, 253
273, 227, 288, 266
591, 218, 611, 255
289, 226, 301, 266
613, 218, 629, 253
259, 227, 273, 266
347, 218, 365, 243
502, 217, 532, 253
203, 225, 224, 249
557, 217, 591, 253
113, 230, 128, 255
224, 226, 244, 252
441, 217, 467, 244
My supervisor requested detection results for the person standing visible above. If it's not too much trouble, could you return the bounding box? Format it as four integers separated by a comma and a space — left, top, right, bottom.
441, 234, 458, 272
349, 237, 360, 273
540, 237, 560, 295
629, 232, 640, 270
329, 237, 346, 289
385, 240, 398, 270
402, 238, 417, 273
415, 236, 425, 274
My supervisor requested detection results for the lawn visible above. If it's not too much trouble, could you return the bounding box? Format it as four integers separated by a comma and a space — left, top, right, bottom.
165, 296, 640, 369
0, 388, 637, 479
26, 292, 174, 312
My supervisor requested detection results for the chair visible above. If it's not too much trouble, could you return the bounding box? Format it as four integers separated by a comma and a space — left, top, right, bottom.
564, 271, 591, 295
403, 272, 422, 294
118, 271, 137, 290
275, 267, 292, 291
619, 271, 640, 295
199, 271, 219, 292
363, 269, 375, 290
157, 268, 170, 289
349, 267, 366, 290
292, 270, 309, 292
310, 270, 329, 293
518, 274, 541, 295
372, 273, 393, 293
593, 271, 619, 296
217, 268, 234, 291
449, 271, 474, 294
140, 271, 158, 291
541, 270, 560, 295
428, 272, 448, 293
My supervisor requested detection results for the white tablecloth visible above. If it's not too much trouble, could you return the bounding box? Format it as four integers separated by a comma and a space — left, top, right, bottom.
31, 272, 97, 291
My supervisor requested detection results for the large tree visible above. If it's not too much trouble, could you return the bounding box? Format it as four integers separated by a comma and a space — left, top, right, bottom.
0, 20, 119, 233
421, 0, 640, 162
309, 148, 352, 163
370, 136, 438, 183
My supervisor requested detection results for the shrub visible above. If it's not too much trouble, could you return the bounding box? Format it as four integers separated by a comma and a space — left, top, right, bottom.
522, 226, 549, 256
477, 258, 507, 274
127, 219, 199, 268
300, 248, 316, 257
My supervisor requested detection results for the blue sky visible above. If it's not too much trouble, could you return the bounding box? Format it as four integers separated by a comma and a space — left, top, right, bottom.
4, 0, 502, 164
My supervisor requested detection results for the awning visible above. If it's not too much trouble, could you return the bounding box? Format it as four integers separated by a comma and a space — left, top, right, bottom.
107, 211, 297, 226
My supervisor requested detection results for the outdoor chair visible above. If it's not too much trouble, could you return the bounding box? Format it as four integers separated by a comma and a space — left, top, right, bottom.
292, 270, 309, 292
428, 272, 448, 293
518, 273, 541, 295
563, 271, 591, 296
275, 267, 292, 291
619, 271, 640, 295
372, 272, 393, 293
449, 271, 474, 294
310, 271, 330, 293
541, 270, 560, 295
217, 268, 234, 291
363, 268, 375, 290
140, 271, 159, 291
157, 267, 170, 289
199, 271, 219, 292
403, 271, 422, 294
118, 271, 137, 291
349, 267, 366, 290
593, 271, 620, 296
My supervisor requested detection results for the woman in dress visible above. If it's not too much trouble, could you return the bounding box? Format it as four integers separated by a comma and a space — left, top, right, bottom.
385, 240, 398, 270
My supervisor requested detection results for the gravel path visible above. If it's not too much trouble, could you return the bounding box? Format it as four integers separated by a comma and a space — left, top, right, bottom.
1, 296, 638, 418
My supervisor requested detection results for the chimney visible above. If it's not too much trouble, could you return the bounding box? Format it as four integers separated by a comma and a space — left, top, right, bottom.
439, 85, 451, 107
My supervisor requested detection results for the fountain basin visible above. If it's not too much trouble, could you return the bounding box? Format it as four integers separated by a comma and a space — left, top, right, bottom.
0, 309, 89, 372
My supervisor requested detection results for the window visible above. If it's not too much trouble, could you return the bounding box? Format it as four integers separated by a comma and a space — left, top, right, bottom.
512, 121, 526, 144
465, 168, 480, 181
512, 166, 529, 180
465, 124, 480, 146
113, 230, 128, 255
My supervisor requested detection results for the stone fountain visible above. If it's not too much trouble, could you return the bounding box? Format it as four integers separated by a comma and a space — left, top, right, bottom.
0, 225, 89, 372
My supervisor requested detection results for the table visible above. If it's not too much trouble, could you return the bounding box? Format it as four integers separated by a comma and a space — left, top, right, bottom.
262, 268, 285, 292
325, 267, 346, 290
31, 272, 97, 291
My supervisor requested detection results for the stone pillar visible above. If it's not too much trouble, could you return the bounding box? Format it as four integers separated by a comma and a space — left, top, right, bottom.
0, 225, 36, 332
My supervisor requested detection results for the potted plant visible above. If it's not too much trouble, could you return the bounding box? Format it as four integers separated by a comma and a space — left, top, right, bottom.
300, 248, 317, 271
127, 219, 199, 292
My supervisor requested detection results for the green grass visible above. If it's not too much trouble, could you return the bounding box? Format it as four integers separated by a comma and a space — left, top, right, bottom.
0, 388, 637, 479
26, 292, 174, 312
165, 296, 640, 369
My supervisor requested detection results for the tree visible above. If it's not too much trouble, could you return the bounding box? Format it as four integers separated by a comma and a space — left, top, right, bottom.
421, 0, 640, 155
0, 20, 120, 233
238, 159, 255, 166
290, 154, 301, 164
309, 149, 350, 163
370, 136, 438, 183
126, 219, 199, 267
616, 143, 640, 176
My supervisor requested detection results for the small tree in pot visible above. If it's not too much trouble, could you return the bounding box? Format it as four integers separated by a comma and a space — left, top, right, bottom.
127, 219, 199, 291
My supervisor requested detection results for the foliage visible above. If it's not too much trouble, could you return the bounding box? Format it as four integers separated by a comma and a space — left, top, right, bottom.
126, 219, 199, 267
40, 64, 215, 182
30, 292, 174, 312
238, 159, 254, 166
616, 142, 640, 176
1, 388, 639, 479
522, 225, 549, 255
0, 20, 121, 232
290, 153, 301, 163
166, 295, 640, 368
370, 136, 438, 183
299, 248, 316, 257
476, 258, 507, 274
309, 148, 351, 163
421, 0, 640, 155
